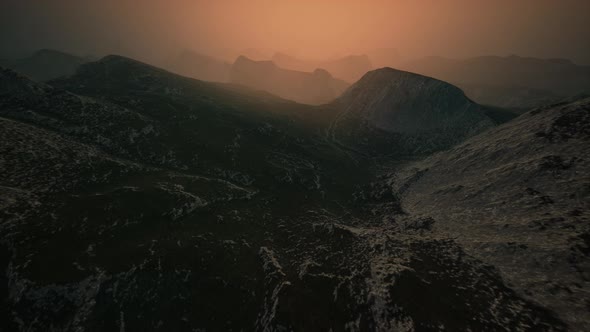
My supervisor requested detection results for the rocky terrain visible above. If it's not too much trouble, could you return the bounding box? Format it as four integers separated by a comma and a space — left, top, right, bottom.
0, 56, 588, 331
327, 68, 505, 155
230, 56, 349, 105
391, 98, 590, 330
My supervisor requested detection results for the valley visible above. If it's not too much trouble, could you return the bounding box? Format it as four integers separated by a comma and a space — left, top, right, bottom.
1, 55, 588, 331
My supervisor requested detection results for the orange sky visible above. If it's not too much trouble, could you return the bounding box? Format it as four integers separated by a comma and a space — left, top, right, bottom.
1, 0, 589, 64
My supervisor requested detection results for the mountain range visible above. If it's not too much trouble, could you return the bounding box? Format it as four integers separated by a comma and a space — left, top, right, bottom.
0, 53, 588, 331
230, 55, 350, 105
272, 52, 373, 82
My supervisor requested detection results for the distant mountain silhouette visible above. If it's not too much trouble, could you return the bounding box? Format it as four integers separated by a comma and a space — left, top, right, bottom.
230, 55, 349, 105
2, 49, 89, 81
272, 53, 373, 82
169, 50, 231, 82
400, 55, 590, 108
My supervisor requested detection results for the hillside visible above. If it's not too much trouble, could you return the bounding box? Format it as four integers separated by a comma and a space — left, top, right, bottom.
393, 97, 590, 330
0, 57, 582, 331
327, 68, 497, 154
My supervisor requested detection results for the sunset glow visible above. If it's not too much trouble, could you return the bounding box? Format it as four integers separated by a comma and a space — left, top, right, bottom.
1, 0, 589, 64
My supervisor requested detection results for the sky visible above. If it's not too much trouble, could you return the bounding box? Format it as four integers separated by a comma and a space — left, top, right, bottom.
1, 0, 589, 64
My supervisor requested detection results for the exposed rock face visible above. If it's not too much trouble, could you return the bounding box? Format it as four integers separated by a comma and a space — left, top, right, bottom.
272, 52, 373, 83
230, 55, 350, 105
2, 49, 88, 82
327, 68, 495, 154
337, 68, 492, 133
393, 97, 590, 330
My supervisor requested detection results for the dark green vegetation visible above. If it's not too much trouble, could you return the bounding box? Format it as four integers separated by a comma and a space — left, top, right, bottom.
0, 56, 588, 331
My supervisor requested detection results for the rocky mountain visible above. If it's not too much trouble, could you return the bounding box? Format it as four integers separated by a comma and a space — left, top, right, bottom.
168, 50, 231, 82
327, 68, 499, 154
392, 97, 590, 330
2, 49, 89, 82
0, 55, 586, 331
272, 53, 373, 83
0, 60, 369, 331
400, 55, 590, 108
230, 55, 350, 105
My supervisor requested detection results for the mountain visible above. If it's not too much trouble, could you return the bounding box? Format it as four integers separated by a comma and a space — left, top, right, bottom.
327, 68, 498, 154
2, 49, 89, 81
0, 60, 371, 331
230, 55, 350, 105
0, 56, 581, 331
392, 97, 590, 330
400, 55, 590, 108
169, 50, 231, 82
272, 53, 373, 82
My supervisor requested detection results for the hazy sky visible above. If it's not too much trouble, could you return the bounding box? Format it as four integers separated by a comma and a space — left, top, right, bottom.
1, 0, 589, 64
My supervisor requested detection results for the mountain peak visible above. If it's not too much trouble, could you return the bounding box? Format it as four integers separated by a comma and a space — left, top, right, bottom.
78, 54, 172, 79
335, 67, 493, 136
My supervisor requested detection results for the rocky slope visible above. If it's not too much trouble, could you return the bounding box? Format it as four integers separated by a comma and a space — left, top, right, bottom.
327, 68, 497, 154
0, 56, 585, 331
230, 56, 350, 105
392, 98, 590, 330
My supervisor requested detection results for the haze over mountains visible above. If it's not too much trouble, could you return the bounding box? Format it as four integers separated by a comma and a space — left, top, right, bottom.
272, 53, 373, 82
4, 48, 590, 111
0, 49, 90, 82
1, 0, 589, 330
230, 56, 350, 105
397, 55, 590, 109
1, 51, 588, 330
168, 50, 231, 83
